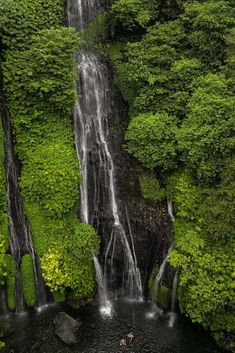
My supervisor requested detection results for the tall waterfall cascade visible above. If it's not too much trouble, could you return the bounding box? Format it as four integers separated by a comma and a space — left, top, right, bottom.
1, 107, 47, 312
69, 1, 143, 301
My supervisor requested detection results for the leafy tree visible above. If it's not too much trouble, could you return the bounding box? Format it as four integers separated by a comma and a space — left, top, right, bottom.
166, 169, 206, 221
181, 1, 235, 68
177, 74, 235, 182
0, 0, 64, 50
170, 232, 235, 332
200, 157, 235, 245
3, 28, 80, 118
111, 0, 158, 31
125, 113, 178, 171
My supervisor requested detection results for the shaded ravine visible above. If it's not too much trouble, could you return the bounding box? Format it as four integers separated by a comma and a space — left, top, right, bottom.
68, 1, 143, 299
0, 96, 47, 312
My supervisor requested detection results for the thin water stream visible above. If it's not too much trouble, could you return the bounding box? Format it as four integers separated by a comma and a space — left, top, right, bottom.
1, 108, 47, 312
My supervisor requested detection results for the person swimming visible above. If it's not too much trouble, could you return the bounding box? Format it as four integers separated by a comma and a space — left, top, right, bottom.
119, 338, 127, 347
127, 332, 134, 342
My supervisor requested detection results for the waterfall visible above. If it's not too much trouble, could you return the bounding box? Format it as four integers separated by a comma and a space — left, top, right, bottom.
154, 199, 175, 299
69, 1, 142, 301
168, 270, 178, 327
67, 0, 105, 29
1, 107, 47, 312
93, 256, 112, 317
167, 199, 175, 223
0, 287, 8, 316
154, 244, 173, 298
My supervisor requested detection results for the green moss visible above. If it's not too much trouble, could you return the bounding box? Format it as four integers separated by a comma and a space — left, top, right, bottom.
53, 291, 66, 303
148, 268, 171, 309
20, 254, 36, 307
6, 255, 16, 311
139, 174, 166, 201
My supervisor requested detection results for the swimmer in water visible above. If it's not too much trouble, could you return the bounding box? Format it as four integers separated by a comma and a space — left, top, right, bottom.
119, 338, 127, 347
127, 332, 134, 342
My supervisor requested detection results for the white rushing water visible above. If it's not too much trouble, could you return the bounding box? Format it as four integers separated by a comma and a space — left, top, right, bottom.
168, 270, 178, 327
74, 52, 142, 300
154, 200, 175, 299
68, 0, 142, 303
93, 256, 112, 317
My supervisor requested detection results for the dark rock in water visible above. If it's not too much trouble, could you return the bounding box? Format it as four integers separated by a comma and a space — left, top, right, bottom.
54, 312, 81, 345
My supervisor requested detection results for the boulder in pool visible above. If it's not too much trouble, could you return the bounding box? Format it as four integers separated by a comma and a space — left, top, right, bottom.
54, 312, 81, 345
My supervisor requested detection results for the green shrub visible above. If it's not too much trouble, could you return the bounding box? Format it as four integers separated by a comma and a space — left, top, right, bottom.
41, 223, 100, 299
3, 28, 80, 119
125, 113, 178, 171
20, 143, 80, 217
0, 0, 64, 50
139, 174, 165, 201
111, 0, 158, 31
20, 254, 36, 307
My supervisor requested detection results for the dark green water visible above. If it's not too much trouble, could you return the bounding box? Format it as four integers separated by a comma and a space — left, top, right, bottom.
0, 299, 227, 353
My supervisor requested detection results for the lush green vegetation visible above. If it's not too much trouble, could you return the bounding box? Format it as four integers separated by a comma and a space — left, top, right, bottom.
99, 0, 235, 350
41, 223, 99, 299
139, 173, 165, 202
20, 254, 36, 307
0, 0, 100, 305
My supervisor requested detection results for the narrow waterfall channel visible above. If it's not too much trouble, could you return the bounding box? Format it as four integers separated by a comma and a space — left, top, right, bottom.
168, 270, 178, 327
154, 200, 175, 297
1, 103, 47, 312
68, 2, 143, 301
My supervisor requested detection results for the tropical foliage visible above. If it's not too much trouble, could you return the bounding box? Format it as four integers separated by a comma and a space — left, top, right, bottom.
101, 0, 235, 349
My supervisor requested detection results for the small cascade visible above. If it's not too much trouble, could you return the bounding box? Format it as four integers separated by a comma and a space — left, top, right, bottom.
73, 52, 142, 300
1, 107, 47, 312
168, 270, 178, 327
167, 199, 175, 223
67, 0, 104, 29
154, 244, 173, 298
154, 199, 175, 300
93, 256, 112, 317
125, 205, 143, 300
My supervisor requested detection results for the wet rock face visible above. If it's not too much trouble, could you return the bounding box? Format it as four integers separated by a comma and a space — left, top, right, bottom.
54, 312, 81, 345
94, 74, 173, 290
